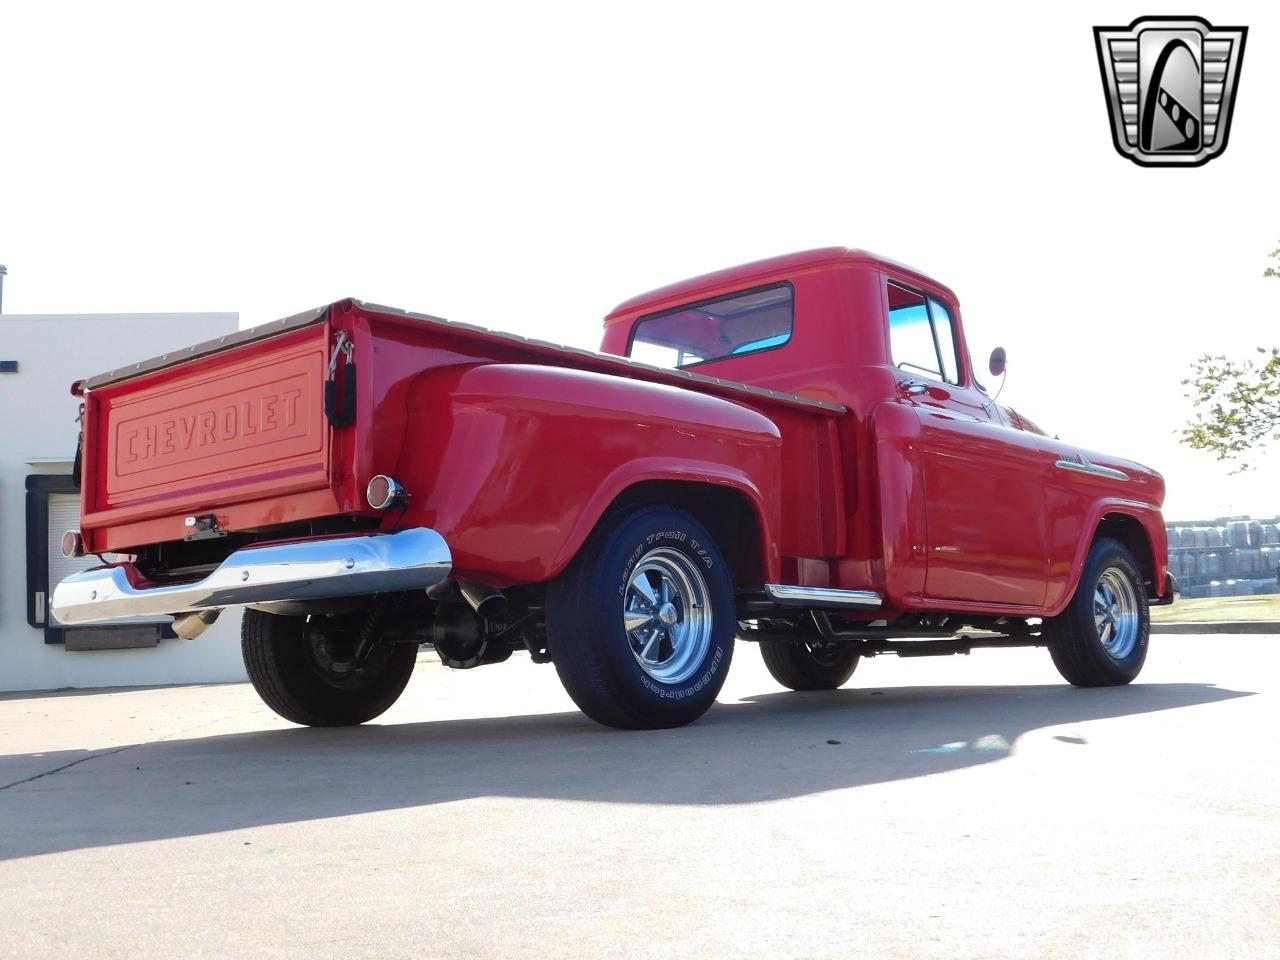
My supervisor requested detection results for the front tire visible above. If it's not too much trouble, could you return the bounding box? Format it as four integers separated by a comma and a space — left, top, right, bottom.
241, 609, 418, 726
546, 505, 735, 729
760, 640, 860, 691
1045, 538, 1149, 687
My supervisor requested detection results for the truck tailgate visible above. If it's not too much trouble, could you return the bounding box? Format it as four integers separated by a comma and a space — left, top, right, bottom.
81, 323, 335, 552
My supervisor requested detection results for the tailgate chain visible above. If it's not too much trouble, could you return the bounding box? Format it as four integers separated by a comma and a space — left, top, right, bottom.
324, 331, 357, 427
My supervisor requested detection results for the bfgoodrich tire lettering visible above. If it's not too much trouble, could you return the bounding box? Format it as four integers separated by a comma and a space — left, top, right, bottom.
546, 505, 736, 729
1046, 537, 1150, 687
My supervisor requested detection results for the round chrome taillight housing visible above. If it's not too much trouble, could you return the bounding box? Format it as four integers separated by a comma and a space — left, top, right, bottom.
367, 474, 408, 510
62, 529, 85, 559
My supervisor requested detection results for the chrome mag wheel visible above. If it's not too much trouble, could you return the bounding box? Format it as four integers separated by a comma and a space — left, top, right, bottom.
1094, 565, 1140, 660
622, 547, 713, 684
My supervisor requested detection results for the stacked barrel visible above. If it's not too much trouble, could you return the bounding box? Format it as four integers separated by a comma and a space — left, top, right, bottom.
1165, 517, 1280, 598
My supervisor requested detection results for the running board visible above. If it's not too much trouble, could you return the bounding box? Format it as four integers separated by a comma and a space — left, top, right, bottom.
763, 584, 883, 610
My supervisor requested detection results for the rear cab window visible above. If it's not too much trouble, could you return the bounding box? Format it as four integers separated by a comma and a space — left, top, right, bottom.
886, 282, 963, 386
628, 283, 794, 369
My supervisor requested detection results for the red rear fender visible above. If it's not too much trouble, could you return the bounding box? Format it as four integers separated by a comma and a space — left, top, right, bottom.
389, 363, 785, 584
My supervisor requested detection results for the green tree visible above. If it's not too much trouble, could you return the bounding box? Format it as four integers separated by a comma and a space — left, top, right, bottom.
1181, 247, 1280, 469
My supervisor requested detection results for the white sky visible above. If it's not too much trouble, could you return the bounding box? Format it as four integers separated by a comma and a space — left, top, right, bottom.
1, 1, 1276, 521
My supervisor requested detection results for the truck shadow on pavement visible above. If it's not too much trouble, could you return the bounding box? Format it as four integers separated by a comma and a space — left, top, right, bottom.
0, 681, 1251, 861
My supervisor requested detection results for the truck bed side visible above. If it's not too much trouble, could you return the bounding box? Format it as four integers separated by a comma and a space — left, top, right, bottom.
76, 300, 848, 590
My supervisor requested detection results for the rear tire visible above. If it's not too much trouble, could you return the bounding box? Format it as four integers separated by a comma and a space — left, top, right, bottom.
546, 505, 735, 729
1045, 538, 1149, 687
760, 640, 859, 691
241, 609, 417, 726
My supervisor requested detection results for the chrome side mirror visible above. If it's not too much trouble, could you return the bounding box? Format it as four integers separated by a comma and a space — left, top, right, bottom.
988, 347, 1007, 378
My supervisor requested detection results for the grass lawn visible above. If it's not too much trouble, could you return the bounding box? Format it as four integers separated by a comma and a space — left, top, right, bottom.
1152, 593, 1280, 623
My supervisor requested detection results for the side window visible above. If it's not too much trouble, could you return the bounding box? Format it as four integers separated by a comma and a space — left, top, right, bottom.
887, 291, 939, 379
886, 283, 962, 386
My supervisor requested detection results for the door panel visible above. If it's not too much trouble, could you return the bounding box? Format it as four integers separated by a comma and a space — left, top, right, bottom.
884, 277, 1048, 607
916, 398, 1048, 606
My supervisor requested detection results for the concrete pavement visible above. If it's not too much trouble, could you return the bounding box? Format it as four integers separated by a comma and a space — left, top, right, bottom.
0, 634, 1276, 959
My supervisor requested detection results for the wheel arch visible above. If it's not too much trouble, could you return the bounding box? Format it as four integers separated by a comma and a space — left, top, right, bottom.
550, 466, 777, 589
1094, 512, 1157, 588
1053, 504, 1166, 613
606, 478, 768, 589
1046, 502, 1167, 616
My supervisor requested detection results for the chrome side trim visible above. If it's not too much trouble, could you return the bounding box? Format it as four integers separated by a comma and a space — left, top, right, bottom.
1054, 456, 1130, 482
50, 527, 451, 626
764, 584, 883, 609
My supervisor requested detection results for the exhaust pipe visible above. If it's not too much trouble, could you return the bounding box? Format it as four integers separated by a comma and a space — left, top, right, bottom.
457, 581, 508, 620
171, 609, 222, 640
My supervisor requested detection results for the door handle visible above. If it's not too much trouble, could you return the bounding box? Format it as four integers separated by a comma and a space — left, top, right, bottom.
897, 379, 928, 396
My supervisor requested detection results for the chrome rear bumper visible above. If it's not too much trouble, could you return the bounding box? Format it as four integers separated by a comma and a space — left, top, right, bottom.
50, 527, 452, 626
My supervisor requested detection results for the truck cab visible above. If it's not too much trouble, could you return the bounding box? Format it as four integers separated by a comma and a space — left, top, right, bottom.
601, 247, 1168, 621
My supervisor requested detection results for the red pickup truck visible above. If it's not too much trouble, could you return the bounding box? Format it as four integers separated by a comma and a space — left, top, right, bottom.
52, 248, 1176, 729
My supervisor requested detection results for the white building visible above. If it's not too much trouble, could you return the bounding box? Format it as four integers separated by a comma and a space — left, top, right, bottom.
0, 308, 249, 692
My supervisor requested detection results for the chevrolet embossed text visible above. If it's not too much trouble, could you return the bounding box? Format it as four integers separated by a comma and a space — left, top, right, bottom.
118, 386, 304, 470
